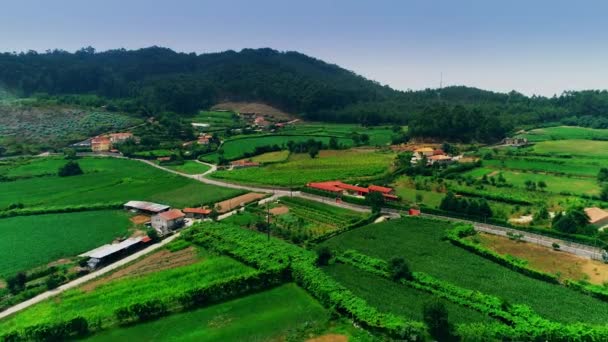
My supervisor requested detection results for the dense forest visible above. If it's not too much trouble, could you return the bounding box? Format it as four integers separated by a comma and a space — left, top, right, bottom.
1, 46, 608, 142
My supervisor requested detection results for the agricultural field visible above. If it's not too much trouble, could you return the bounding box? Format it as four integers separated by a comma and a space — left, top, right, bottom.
325, 263, 492, 324
474, 233, 608, 284
321, 217, 608, 324
519, 126, 608, 142
284, 123, 398, 146
84, 284, 329, 342
272, 197, 365, 238
483, 157, 603, 178
200, 135, 354, 163
0, 210, 131, 278
532, 139, 608, 158
249, 150, 290, 163
0, 102, 140, 153
0, 157, 242, 209
161, 160, 211, 174
188, 110, 240, 131
210, 149, 394, 186
499, 170, 600, 196
0, 251, 253, 334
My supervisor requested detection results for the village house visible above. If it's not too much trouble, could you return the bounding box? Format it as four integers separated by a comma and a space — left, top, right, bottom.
585, 207, 608, 230
91, 136, 111, 152
183, 207, 212, 219
124, 200, 171, 215
151, 209, 186, 236
307, 181, 399, 201
230, 160, 260, 169
198, 134, 213, 145
108, 132, 133, 144
502, 137, 529, 147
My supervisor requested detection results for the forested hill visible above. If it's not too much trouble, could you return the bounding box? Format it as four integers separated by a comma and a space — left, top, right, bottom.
0, 47, 395, 117
1, 46, 608, 142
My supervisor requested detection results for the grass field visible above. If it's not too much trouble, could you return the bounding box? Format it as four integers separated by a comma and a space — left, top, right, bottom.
499, 170, 600, 196
285, 123, 396, 146
210, 150, 394, 186
0, 157, 242, 208
188, 111, 239, 131
0, 210, 131, 278
533, 140, 608, 158
250, 150, 290, 163
0, 253, 253, 334
162, 161, 211, 174
320, 217, 608, 324
483, 157, 602, 178
520, 126, 608, 142
201, 135, 354, 162
325, 263, 492, 324
84, 284, 328, 342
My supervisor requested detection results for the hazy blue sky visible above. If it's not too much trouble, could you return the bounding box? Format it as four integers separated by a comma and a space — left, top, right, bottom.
1, 0, 607, 96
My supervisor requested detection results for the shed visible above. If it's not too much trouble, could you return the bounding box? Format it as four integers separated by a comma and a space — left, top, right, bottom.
124, 201, 171, 215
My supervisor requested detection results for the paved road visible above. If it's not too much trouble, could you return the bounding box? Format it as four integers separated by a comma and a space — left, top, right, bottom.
0, 233, 181, 320
420, 213, 605, 260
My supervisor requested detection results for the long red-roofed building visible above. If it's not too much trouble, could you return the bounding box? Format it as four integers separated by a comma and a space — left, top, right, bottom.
307, 181, 398, 201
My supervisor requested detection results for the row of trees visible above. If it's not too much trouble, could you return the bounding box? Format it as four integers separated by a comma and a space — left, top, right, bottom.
439, 192, 493, 218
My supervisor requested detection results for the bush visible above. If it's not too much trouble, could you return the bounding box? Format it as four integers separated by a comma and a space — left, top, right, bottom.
315, 246, 332, 266
423, 301, 455, 341
388, 257, 413, 281
58, 161, 83, 177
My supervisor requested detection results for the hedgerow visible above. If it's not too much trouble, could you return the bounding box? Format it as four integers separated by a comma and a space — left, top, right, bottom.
185, 222, 426, 340
0, 202, 124, 219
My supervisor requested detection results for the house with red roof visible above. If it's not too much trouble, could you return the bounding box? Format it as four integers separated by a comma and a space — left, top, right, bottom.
91, 136, 111, 152
307, 181, 399, 201
183, 207, 212, 219
151, 209, 185, 236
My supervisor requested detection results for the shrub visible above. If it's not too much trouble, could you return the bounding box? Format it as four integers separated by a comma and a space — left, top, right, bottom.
423, 301, 455, 342
315, 246, 332, 266
388, 257, 413, 281
58, 161, 83, 177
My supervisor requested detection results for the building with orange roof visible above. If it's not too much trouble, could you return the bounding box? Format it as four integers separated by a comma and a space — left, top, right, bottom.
91, 136, 111, 152
183, 207, 212, 219
307, 181, 398, 201
585, 207, 608, 229
151, 209, 185, 236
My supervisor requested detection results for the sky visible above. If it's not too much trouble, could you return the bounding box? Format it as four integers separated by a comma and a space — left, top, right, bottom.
1, 0, 607, 96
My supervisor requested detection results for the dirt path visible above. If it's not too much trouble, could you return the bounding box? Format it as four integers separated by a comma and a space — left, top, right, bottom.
269, 206, 289, 215
307, 334, 348, 342
215, 193, 266, 213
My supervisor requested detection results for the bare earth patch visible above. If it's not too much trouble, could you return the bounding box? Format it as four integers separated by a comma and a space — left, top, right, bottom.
269, 206, 289, 215
130, 215, 150, 225
307, 334, 348, 342
215, 193, 266, 213
81, 247, 199, 292
0, 280, 6, 289
477, 233, 608, 284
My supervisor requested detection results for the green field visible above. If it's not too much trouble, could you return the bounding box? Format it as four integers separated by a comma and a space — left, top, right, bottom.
0, 157, 242, 209
84, 284, 328, 342
0, 210, 131, 278
0, 253, 253, 334
201, 135, 354, 162
499, 170, 600, 196
520, 126, 608, 142
189, 110, 238, 127
483, 157, 602, 178
162, 160, 211, 174
325, 263, 492, 324
285, 123, 396, 146
210, 150, 394, 186
533, 139, 608, 157
250, 150, 290, 163
321, 217, 608, 324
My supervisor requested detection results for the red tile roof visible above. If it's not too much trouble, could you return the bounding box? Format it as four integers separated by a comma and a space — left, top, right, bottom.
141, 236, 152, 243
91, 136, 111, 144
382, 193, 399, 200
433, 149, 446, 155
158, 209, 185, 221
338, 183, 369, 193
307, 181, 344, 193
183, 207, 212, 215
368, 185, 393, 193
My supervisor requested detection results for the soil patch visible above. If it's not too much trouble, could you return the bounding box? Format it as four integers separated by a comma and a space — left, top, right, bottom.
215, 193, 266, 213
130, 215, 150, 225
81, 247, 199, 292
477, 233, 608, 284
0, 280, 6, 289
307, 334, 348, 342
269, 206, 289, 215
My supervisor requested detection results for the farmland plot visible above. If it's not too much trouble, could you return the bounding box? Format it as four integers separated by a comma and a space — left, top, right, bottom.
210, 149, 394, 186
321, 217, 608, 324
0, 157, 242, 209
